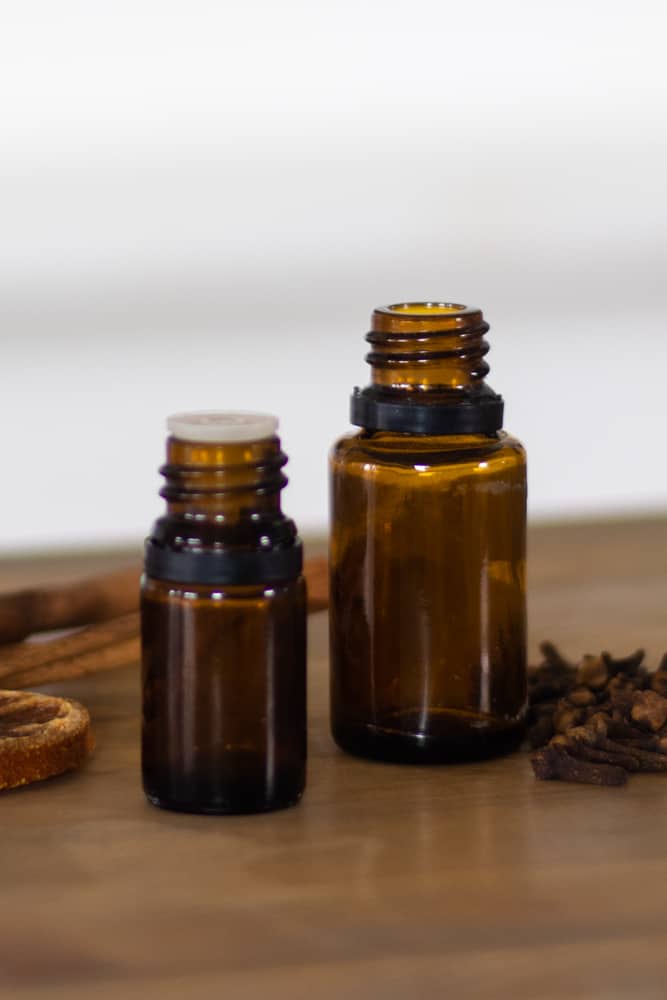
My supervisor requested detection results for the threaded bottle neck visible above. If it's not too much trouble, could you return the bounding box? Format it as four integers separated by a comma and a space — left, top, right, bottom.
161, 436, 287, 523
145, 413, 302, 586
350, 302, 503, 435
368, 303, 490, 394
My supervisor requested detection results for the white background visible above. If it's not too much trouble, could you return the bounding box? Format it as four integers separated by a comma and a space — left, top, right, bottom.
1, 0, 666, 551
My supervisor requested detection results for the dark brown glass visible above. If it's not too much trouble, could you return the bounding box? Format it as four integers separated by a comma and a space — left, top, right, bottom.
330, 303, 527, 763
142, 435, 306, 813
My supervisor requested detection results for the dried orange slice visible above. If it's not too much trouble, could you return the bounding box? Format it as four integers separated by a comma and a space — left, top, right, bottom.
0, 690, 94, 791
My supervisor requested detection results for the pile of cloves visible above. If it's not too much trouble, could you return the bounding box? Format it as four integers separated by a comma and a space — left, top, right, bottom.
528, 643, 667, 785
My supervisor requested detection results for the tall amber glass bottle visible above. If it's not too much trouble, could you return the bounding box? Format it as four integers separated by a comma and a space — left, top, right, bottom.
142, 412, 306, 813
330, 303, 527, 763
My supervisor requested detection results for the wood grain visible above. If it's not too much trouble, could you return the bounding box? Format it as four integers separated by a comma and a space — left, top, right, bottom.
1, 521, 667, 1000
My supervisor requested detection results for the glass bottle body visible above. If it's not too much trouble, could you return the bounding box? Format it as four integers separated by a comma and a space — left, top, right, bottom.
142, 576, 306, 814
330, 428, 527, 762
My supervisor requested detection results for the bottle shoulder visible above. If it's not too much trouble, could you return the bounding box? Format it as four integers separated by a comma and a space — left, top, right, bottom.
148, 514, 300, 554
142, 574, 305, 604
331, 429, 526, 470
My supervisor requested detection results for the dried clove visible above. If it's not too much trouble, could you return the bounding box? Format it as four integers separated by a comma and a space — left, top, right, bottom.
601, 648, 645, 677
650, 657, 667, 697
557, 727, 642, 772
531, 743, 628, 786
529, 643, 667, 786
552, 701, 587, 734
631, 690, 667, 733
567, 686, 598, 708
576, 654, 609, 691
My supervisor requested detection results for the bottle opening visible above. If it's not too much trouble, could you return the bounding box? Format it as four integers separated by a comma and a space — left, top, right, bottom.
384, 302, 468, 316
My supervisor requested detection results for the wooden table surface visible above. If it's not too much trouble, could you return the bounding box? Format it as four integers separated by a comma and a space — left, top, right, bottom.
2, 519, 667, 1000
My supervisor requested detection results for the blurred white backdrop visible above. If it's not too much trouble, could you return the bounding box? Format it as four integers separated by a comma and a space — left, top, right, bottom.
1, 0, 666, 550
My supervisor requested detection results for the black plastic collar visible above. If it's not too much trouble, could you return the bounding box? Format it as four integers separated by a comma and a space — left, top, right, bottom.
144, 538, 303, 586
350, 387, 504, 435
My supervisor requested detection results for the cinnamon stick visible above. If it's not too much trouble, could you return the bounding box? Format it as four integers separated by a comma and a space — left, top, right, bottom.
303, 556, 328, 611
0, 556, 329, 690
3, 637, 140, 691
0, 566, 141, 644
0, 613, 140, 686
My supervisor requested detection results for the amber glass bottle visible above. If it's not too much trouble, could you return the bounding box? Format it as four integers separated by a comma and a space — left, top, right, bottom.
141, 412, 306, 814
330, 303, 527, 763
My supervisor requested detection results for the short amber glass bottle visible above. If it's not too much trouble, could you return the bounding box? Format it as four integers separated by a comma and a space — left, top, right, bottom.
330, 303, 527, 763
141, 412, 306, 814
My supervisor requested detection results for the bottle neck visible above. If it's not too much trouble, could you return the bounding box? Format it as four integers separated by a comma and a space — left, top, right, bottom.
351, 302, 503, 436
160, 436, 286, 524
367, 303, 490, 396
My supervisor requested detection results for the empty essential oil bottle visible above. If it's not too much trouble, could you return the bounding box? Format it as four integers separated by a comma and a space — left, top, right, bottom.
330, 303, 527, 763
141, 411, 306, 814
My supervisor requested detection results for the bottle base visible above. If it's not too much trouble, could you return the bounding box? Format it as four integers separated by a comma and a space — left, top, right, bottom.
332, 711, 525, 764
144, 789, 304, 816
142, 764, 306, 816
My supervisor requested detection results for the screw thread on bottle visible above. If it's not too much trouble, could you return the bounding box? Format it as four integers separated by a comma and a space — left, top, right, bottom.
160, 437, 287, 522
367, 302, 491, 393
